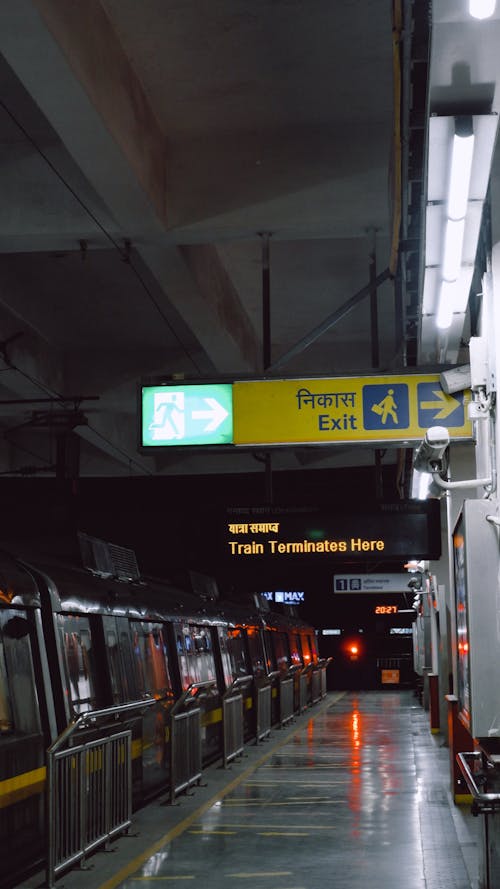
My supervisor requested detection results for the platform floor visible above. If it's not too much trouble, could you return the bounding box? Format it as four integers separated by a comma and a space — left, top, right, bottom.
19, 690, 480, 889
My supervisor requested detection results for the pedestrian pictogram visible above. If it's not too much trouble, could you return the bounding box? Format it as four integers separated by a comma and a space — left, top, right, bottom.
362, 384, 409, 430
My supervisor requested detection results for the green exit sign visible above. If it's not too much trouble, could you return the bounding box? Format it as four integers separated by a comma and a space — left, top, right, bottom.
141, 383, 233, 447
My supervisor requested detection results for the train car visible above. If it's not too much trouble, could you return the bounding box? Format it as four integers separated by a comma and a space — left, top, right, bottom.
0, 538, 319, 887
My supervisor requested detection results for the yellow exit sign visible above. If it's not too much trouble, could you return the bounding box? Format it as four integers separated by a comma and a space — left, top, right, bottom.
233, 374, 472, 446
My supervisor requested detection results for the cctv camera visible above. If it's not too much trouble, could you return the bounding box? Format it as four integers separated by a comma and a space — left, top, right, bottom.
413, 425, 450, 474
407, 574, 423, 592
439, 365, 471, 395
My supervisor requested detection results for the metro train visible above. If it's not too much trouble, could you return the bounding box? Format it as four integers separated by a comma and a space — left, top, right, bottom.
0, 535, 320, 887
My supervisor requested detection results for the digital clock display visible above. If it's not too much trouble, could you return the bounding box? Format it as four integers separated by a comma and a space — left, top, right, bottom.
374, 605, 398, 614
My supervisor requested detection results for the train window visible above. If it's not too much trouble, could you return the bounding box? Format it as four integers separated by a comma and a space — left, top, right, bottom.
175, 623, 216, 690
217, 626, 250, 687
301, 635, 312, 664
130, 621, 172, 699
262, 630, 277, 675
0, 635, 12, 731
102, 616, 132, 704
289, 633, 302, 666
0, 609, 41, 735
59, 614, 97, 714
246, 628, 266, 679
308, 633, 319, 663
272, 632, 290, 674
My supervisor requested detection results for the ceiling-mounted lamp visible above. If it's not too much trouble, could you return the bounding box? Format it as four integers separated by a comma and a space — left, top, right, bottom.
436, 117, 474, 331
436, 280, 457, 330
421, 112, 498, 362
469, 0, 496, 19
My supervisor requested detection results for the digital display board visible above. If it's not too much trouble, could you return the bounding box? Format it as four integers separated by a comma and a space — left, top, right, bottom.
224, 501, 441, 561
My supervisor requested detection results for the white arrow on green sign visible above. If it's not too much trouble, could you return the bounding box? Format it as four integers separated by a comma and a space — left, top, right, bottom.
141, 384, 233, 446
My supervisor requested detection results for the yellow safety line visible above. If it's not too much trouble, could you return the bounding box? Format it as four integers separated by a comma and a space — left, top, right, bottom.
98, 693, 343, 889
225, 872, 292, 878
257, 832, 310, 836
198, 822, 336, 830
196, 822, 337, 832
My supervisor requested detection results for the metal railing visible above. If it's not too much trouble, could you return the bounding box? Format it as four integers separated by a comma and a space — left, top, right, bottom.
46, 698, 156, 887
222, 676, 252, 767
298, 670, 309, 713
279, 672, 295, 727
457, 751, 500, 815
311, 668, 321, 703
319, 658, 331, 698
169, 680, 216, 804
255, 681, 272, 742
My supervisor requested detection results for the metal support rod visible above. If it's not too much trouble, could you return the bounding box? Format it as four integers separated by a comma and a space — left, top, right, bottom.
369, 230, 380, 369
266, 267, 391, 373
374, 448, 383, 499
258, 232, 273, 504
260, 232, 272, 371
264, 452, 273, 505
0, 395, 99, 405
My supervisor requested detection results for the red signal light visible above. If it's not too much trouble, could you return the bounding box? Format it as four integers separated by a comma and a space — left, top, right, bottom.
342, 637, 362, 661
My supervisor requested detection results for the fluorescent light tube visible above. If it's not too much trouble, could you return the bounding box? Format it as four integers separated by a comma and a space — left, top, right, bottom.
469, 0, 496, 18
442, 218, 465, 281
447, 132, 475, 219
436, 280, 456, 329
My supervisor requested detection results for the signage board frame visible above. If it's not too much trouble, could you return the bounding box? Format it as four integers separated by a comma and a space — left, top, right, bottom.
333, 573, 413, 594
224, 501, 441, 562
139, 373, 472, 451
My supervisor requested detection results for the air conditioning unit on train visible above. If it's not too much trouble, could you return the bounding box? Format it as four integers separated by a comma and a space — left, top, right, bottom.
78, 531, 141, 582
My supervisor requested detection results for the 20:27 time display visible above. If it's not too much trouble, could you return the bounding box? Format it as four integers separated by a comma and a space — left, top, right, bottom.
374, 605, 399, 614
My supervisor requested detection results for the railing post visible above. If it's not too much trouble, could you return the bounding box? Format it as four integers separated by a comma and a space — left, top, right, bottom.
45, 699, 155, 887
255, 681, 272, 743
169, 680, 216, 804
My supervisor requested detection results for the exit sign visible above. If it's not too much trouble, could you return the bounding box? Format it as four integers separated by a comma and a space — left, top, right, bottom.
141, 383, 233, 447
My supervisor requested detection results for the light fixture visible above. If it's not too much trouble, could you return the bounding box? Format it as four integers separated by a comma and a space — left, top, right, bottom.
421, 112, 498, 361
436, 280, 456, 330
442, 218, 466, 281
469, 0, 496, 19
436, 117, 474, 330
447, 127, 475, 219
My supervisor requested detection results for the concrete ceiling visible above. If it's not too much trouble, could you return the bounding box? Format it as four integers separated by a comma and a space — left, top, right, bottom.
0, 0, 497, 483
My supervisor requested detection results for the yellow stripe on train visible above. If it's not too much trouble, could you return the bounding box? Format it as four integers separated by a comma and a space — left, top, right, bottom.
0, 766, 46, 808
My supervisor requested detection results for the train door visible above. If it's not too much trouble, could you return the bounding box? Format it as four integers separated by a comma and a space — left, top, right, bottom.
57, 613, 100, 715
216, 625, 254, 740
173, 621, 221, 764
0, 606, 46, 887
289, 631, 303, 710
129, 620, 174, 798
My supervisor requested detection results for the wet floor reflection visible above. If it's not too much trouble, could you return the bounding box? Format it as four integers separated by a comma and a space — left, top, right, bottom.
118, 691, 459, 888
